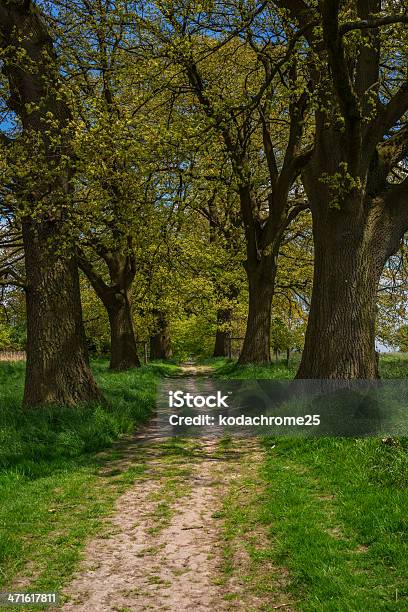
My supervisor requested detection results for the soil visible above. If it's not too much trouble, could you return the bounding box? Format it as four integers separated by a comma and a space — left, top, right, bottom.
62, 439, 264, 610
61, 366, 287, 611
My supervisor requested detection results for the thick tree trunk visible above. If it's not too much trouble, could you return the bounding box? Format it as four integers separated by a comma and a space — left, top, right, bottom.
238, 261, 276, 364
150, 311, 172, 360
275, 0, 408, 379
108, 293, 140, 370
23, 221, 101, 406
0, 4, 103, 406
297, 209, 385, 379
213, 307, 232, 358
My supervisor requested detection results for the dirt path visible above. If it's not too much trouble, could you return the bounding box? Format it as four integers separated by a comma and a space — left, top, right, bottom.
62, 441, 261, 611
61, 366, 265, 611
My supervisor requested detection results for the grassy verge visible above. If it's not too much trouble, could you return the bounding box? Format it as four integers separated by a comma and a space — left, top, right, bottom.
201, 355, 299, 379
216, 354, 408, 611
206, 352, 408, 380
0, 359, 178, 600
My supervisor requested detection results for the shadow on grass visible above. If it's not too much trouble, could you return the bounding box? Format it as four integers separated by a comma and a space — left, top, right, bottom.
0, 360, 178, 481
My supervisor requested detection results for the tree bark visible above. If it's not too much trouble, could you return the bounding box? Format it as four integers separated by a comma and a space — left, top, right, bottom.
0, 2, 102, 406
238, 259, 277, 364
278, 0, 408, 379
213, 307, 232, 357
295, 118, 408, 380
297, 197, 390, 379
78, 251, 141, 370
108, 292, 140, 370
23, 220, 101, 406
296, 184, 408, 379
150, 311, 172, 360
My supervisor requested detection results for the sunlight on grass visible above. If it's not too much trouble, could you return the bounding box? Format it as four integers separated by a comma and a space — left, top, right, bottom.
217, 354, 408, 611
0, 360, 178, 596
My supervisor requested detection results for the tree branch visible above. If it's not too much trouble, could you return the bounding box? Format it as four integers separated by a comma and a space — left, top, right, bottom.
274, 0, 317, 46
77, 249, 111, 303
340, 14, 408, 35
0, 279, 26, 288
0, 265, 26, 288
382, 176, 408, 257
284, 202, 309, 228
320, 0, 362, 124
260, 109, 279, 188
378, 124, 408, 173
379, 81, 408, 134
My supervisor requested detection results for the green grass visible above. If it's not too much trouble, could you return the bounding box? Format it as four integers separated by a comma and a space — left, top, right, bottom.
204, 354, 300, 379
218, 354, 408, 611
2, 354, 408, 611
379, 353, 408, 378
0, 359, 178, 602
203, 352, 408, 380
0, 359, 178, 472
258, 438, 408, 611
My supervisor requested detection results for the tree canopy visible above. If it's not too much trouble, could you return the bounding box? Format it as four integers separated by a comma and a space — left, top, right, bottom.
1, 0, 408, 403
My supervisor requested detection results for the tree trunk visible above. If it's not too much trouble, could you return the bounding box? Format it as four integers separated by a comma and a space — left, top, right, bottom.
213, 307, 232, 358
276, 0, 408, 379
150, 311, 172, 360
78, 251, 140, 371
297, 208, 385, 379
238, 261, 276, 364
108, 293, 140, 370
23, 220, 101, 407
0, 4, 102, 406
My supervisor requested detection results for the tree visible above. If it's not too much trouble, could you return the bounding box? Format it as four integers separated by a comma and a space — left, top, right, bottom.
145, 2, 312, 363
207, 179, 242, 358
49, 0, 188, 370
0, 1, 101, 405
275, 0, 408, 378
48, 0, 146, 370
184, 148, 244, 358
149, 309, 173, 360
395, 325, 408, 352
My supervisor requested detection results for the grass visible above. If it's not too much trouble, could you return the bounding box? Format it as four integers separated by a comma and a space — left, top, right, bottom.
0, 359, 178, 604
0, 360, 179, 473
1, 354, 408, 610
259, 438, 408, 611
216, 353, 408, 611
203, 355, 299, 379
207, 352, 408, 380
